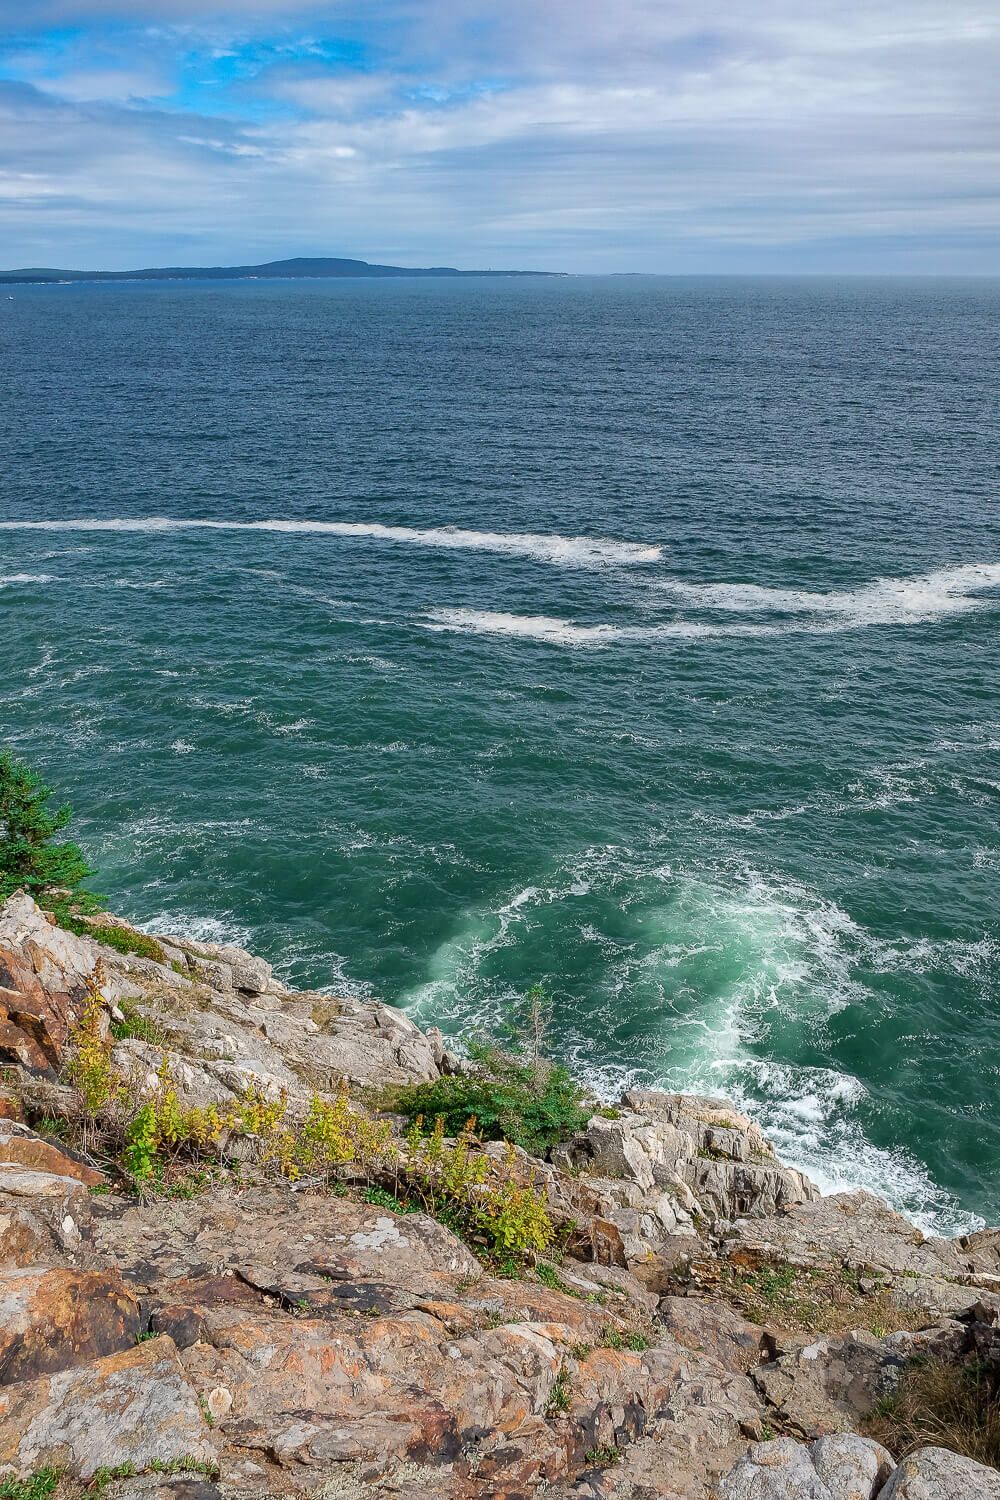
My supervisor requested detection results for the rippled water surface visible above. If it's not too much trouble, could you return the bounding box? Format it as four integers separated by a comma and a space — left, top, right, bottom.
2, 276, 998, 1231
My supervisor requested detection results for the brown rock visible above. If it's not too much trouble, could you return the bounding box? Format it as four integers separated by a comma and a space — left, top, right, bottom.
0, 1129, 105, 1188
0, 1204, 57, 1267
0, 1336, 217, 1479
0, 1266, 140, 1383
95, 1188, 483, 1296
0, 894, 99, 1075
658, 1297, 772, 1374
0, 1167, 93, 1260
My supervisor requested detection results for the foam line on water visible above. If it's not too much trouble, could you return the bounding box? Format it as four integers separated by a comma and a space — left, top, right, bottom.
655, 562, 1000, 624
0, 573, 55, 588
0, 517, 662, 570
423, 610, 762, 644
425, 560, 1000, 645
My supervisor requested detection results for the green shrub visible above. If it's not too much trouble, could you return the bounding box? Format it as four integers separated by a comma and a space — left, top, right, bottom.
585, 1445, 621, 1465
392, 1040, 590, 1156
546, 1365, 572, 1415
0, 749, 100, 918
402, 1117, 555, 1257
600, 1325, 652, 1351
535, 1260, 580, 1297
363, 1184, 418, 1214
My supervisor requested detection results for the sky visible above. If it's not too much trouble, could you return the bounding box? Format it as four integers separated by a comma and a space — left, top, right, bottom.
1, 1, 998, 273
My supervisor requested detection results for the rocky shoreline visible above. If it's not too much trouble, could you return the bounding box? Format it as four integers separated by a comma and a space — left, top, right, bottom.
1, 891, 998, 1499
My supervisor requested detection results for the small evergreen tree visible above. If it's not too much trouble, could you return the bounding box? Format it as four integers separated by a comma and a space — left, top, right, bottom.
0, 749, 100, 917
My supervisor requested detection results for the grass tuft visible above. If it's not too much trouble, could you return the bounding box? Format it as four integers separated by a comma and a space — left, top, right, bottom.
864, 1356, 1000, 1471
0, 1471, 62, 1500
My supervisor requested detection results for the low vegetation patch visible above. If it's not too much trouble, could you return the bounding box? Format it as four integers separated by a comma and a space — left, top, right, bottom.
109, 1001, 166, 1046
600, 1325, 652, 1351
0, 1472, 61, 1500
707, 1258, 928, 1337
584, 1445, 621, 1466
78, 923, 167, 965
546, 1365, 572, 1416
865, 1356, 1000, 1472
59, 989, 555, 1261
88, 1458, 220, 1495
390, 984, 591, 1157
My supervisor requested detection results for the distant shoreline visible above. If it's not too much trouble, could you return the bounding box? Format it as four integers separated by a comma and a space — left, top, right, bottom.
0, 254, 563, 287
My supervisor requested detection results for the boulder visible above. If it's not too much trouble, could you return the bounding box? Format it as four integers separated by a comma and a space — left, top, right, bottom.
622, 1091, 776, 1158
0, 1124, 105, 1187
879, 1445, 1000, 1498
719, 1434, 894, 1499
155, 936, 275, 996
811, 1433, 896, 1498
0, 1337, 217, 1479
0, 1166, 93, 1259
92, 1187, 484, 1294
0, 1266, 140, 1382
658, 1296, 772, 1374
722, 1194, 964, 1281
753, 1332, 906, 1437
0, 894, 99, 1073
566, 1345, 765, 1499
554, 1092, 819, 1230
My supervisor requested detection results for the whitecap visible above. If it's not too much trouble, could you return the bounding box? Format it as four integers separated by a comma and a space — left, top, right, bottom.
141, 911, 255, 949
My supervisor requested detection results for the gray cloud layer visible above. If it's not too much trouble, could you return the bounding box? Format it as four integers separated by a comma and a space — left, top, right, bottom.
1, 0, 998, 271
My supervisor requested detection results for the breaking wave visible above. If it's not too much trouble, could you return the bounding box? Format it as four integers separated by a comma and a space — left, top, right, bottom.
401, 850, 987, 1236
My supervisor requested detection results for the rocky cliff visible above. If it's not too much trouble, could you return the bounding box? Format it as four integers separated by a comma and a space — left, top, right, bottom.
1, 892, 998, 1500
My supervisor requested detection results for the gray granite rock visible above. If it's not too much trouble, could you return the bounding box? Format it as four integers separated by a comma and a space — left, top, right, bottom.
719, 1434, 893, 1499
753, 1331, 906, 1437
722, 1193, 964, 1280
554, 1090, 819, 1231
0, 1337, 217, 1479
879, 1445, 1000, 1498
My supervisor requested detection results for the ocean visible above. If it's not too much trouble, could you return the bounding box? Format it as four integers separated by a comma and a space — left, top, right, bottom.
1, 274, 997, 1234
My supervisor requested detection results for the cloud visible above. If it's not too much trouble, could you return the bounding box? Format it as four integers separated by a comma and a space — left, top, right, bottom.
0, 1, 998, 270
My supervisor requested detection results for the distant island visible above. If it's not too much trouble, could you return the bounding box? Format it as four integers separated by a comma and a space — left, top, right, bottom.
0, 255, 562, 285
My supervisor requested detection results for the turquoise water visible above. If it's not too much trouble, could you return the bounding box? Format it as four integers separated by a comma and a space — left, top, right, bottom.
1, 276, 998, 1233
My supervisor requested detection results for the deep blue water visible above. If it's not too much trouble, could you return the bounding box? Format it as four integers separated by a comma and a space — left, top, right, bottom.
1, 275, 998, 1232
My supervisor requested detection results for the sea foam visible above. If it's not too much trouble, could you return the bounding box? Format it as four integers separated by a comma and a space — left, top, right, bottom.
656, 562, 1000, 626
0, 517, 662, 570
425, 560, 1000, 645
0, 573, 54, 588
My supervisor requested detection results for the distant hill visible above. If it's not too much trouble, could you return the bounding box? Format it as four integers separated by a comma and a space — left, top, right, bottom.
0, 255, 562, 285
